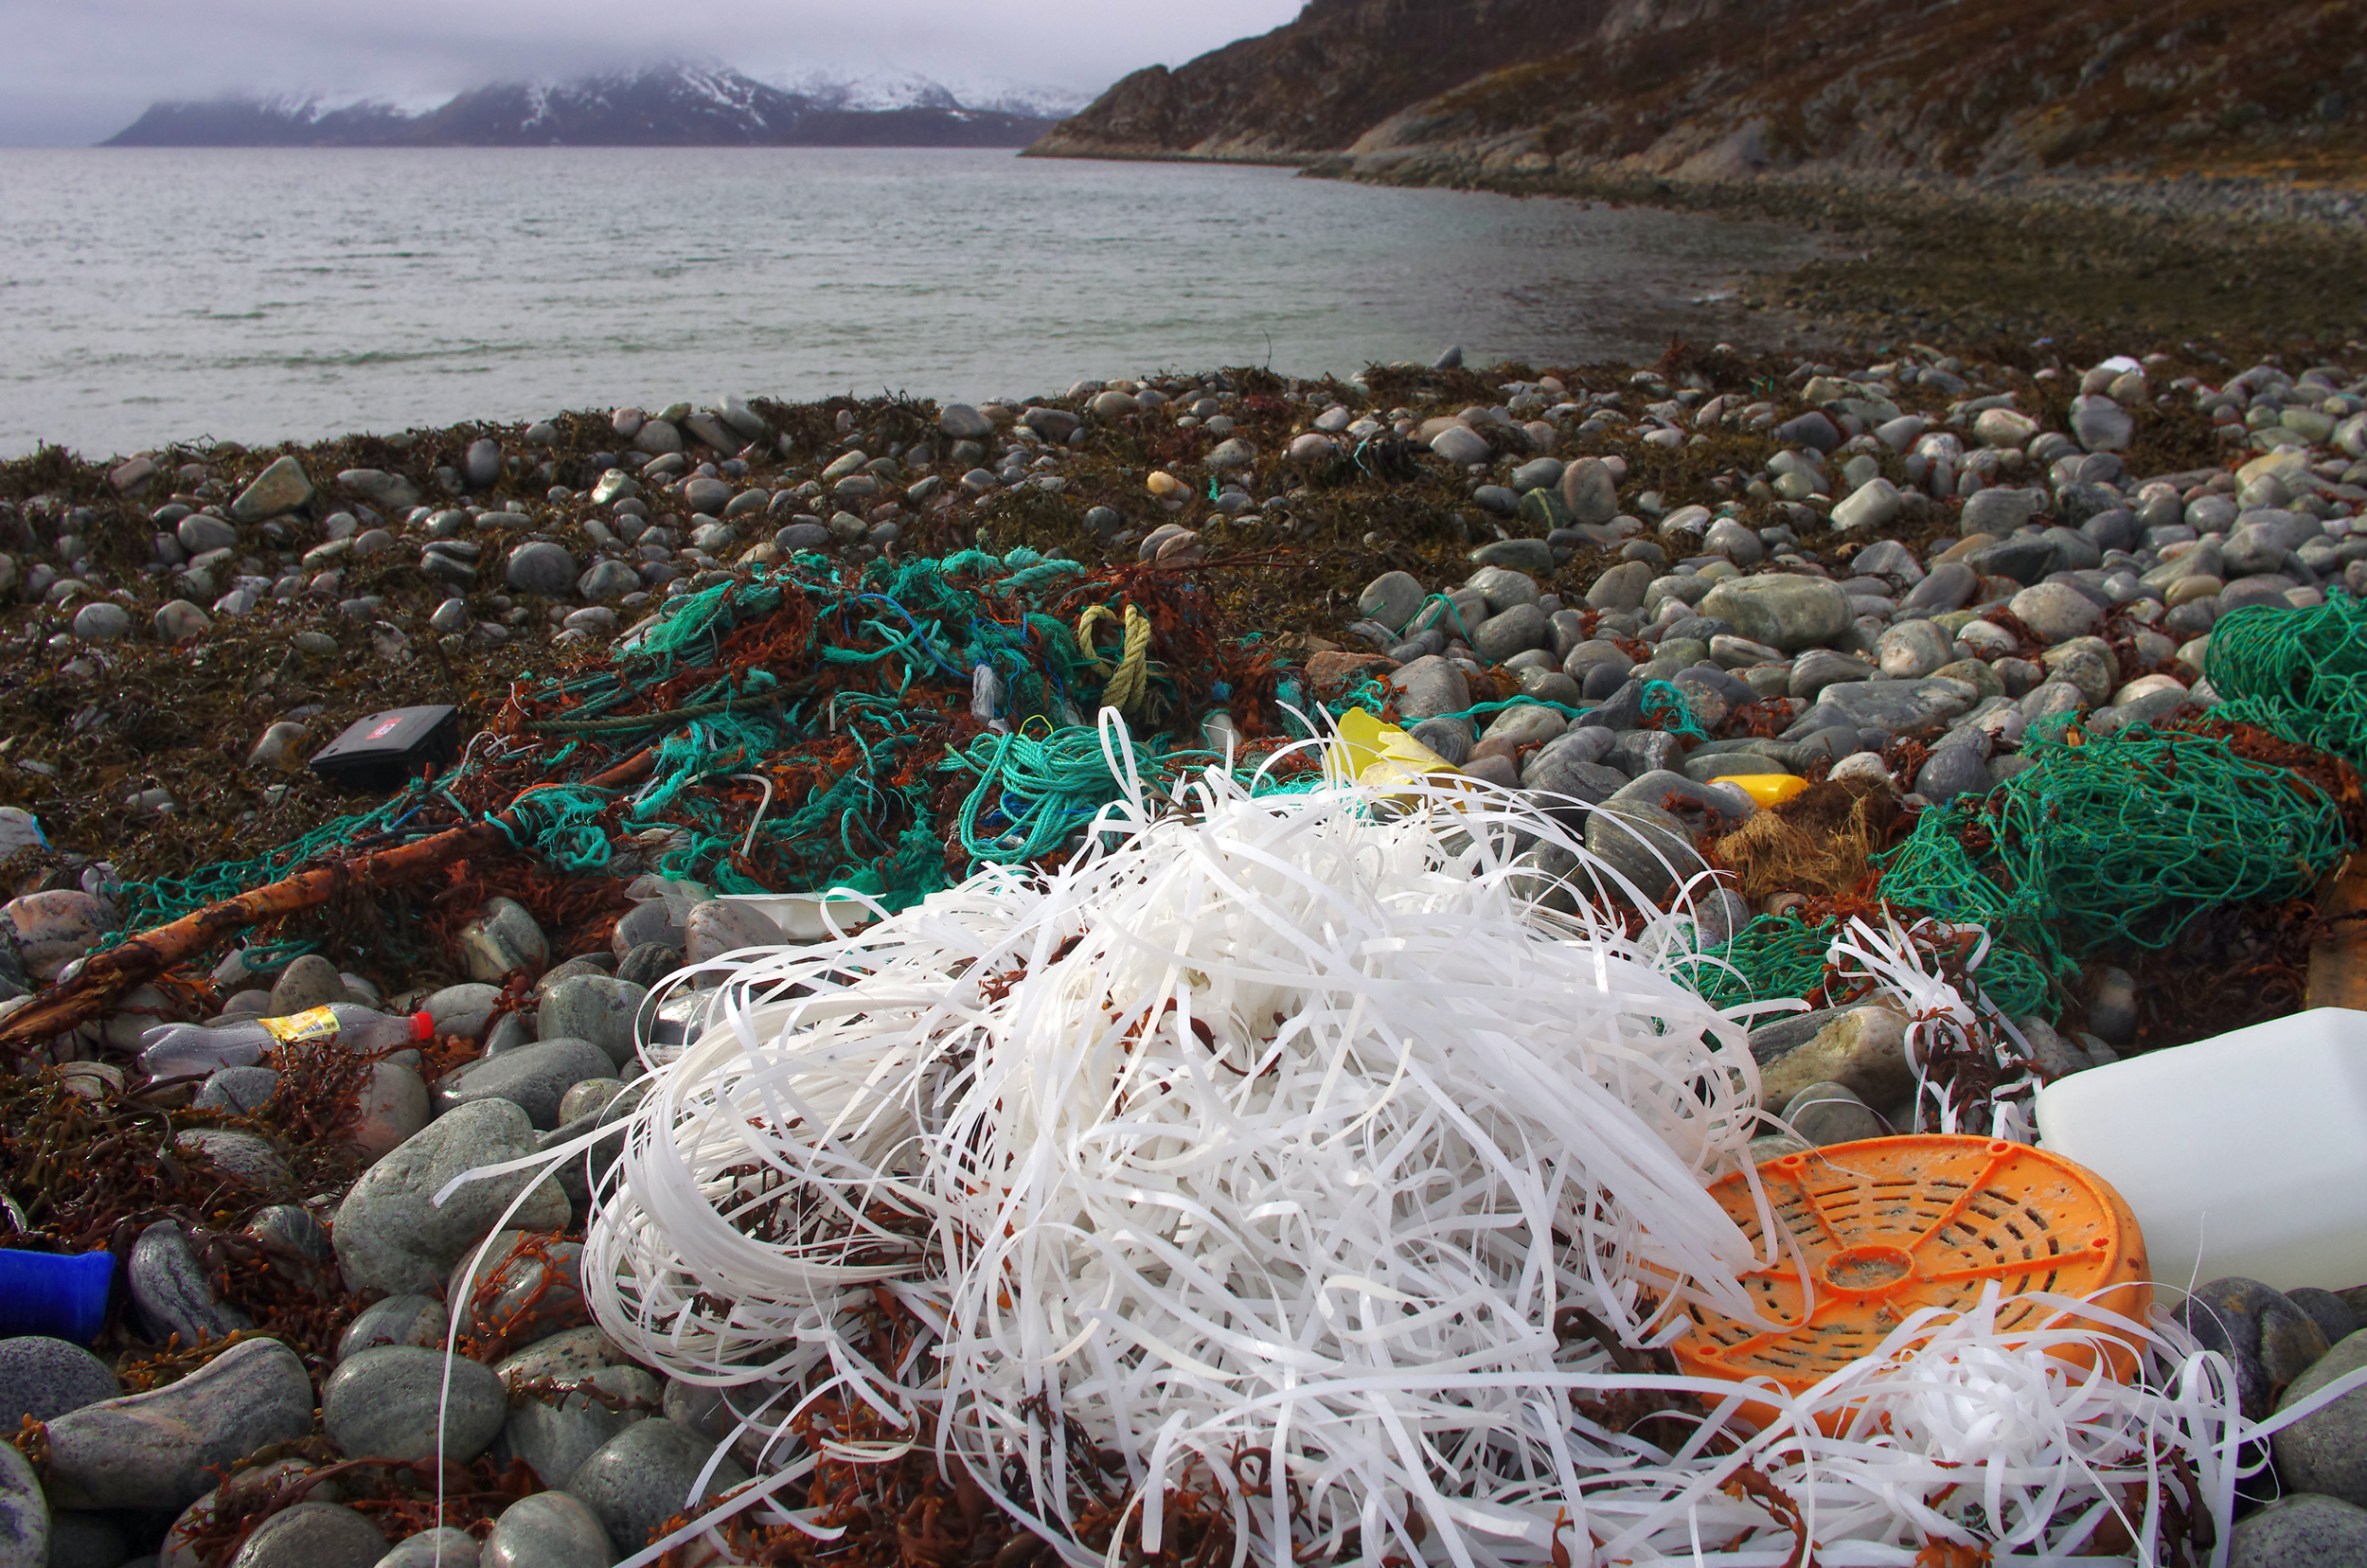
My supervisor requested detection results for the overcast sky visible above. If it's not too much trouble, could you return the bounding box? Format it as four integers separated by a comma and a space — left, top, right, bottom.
0, 0, 1304, 146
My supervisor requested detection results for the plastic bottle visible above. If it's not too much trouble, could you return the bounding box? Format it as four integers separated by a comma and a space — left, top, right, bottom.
138, 1003, 435, 1081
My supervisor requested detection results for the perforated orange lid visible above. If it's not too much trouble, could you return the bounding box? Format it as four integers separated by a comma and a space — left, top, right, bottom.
1675, 1136, 2151, 1417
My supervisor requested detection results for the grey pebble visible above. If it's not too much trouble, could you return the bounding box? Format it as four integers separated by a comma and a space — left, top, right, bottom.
482, 1493, 610, 1568
370, 1528, 479, 1568
536, 977, 648, 1072
129, 1221, 251, 1346
322, 1345, 507, 1464
268, 954, 347, 1015
0, 1337, 118, 1427
193, 1065, 278, 1115
2229, 1494, 2367, 1568
565, 1419, 748, 1558
336, 1294, 450, 1363
0, 1443, 44, 1568
2185, 1276, 2331, 1423
228, 1506, 385, 1568
331, 1097, 568, 1296
504, 1364, 658, 1488
435, 1038, 614, 1130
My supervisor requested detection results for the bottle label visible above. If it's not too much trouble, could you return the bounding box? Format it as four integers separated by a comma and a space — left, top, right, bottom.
258, 1007, 342, 1045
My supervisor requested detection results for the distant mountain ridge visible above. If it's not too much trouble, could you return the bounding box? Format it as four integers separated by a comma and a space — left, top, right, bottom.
103, 63, 1063, 149
1029, 0, 2367, 184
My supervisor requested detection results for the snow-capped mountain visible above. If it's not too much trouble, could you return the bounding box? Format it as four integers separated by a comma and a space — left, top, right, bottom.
101, 62, 1064, 148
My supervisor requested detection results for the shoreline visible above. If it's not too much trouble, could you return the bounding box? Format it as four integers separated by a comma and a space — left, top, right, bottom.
1029, 141, 2367, 356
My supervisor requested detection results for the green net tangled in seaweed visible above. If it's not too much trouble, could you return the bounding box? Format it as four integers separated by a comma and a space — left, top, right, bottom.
1878, 722, 2351, 984
2205, 597, 2367, 771
1686, 913, 2052, 1021
113, 547, 1301, 932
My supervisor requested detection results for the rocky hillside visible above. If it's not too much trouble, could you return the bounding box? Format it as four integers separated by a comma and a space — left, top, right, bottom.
1023, 0, 1611, 162
1032, 0, 2367, 184
105, 64, 1056, 149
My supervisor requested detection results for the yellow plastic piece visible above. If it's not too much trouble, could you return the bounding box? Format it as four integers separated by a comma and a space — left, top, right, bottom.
1146, 470, 1182, 496
1711, 773, 1810, 807
1673, 1134, 2152, 1432
1333, 706, 1464, 793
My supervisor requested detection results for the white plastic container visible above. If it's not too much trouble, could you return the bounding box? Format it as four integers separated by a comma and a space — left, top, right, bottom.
717, 892, 879, 944
2034, 1007, 2367, 1293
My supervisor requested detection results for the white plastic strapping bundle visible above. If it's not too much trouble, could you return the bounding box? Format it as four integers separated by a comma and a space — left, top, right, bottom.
578, 720, 1781, 1563
545, 721, 2347, 1567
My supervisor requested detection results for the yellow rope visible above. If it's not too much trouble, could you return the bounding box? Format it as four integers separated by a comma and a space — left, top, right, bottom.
1074, 605, 1116, 676
1076, 603, 1154, 715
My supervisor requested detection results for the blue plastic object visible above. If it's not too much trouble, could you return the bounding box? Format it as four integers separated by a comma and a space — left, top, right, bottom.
0, 1249, 116, 1344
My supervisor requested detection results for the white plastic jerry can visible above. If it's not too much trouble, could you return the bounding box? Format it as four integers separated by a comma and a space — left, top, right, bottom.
2034, 1007, 2367, 1294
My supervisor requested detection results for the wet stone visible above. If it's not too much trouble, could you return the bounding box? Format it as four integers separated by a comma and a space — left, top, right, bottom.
323, 1346, 507, 1464
2185, 1277, 2332, 1423
481, 1493, 611, 1568
0, 1336, 117, 1428
44, 1337, 313, 1510
228, 1506, 385, 1568
130, 1221, 252, 1346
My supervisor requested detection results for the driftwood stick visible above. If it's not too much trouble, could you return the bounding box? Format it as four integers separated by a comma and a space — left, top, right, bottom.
0, 748, 658, 1054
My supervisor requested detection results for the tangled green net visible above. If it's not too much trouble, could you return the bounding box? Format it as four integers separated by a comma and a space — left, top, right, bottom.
1878, 722, 2351, 982
2205, 597, 2367, 771
1690, 913, 2050, 1020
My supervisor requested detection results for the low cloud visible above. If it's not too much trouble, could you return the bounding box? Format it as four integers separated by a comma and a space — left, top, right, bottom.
0, 0, 1303, 145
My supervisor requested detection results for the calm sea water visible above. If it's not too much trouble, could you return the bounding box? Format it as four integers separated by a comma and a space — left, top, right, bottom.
0, 148, 1816, 458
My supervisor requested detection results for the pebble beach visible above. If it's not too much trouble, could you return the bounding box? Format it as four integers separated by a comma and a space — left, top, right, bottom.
6, 329, 2367, 1565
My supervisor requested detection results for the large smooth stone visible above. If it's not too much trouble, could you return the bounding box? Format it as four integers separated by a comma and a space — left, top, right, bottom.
564, 1420, 747, 1557
1699, 575, 1851, 652
2230, 1494, 2367, 1568
1758, 1007, 1912, 1110
0, 1444, 44, 1568
481, 1493, 611, 1568
370, 1527, 480, 1568
0, 1336, 118, 1427
534, 977, 648, 1072
335, 1294, 449, 1363
434, 1038, 613, 1131
130, 1221, 252, 1346
322, 1346, 507, 1464
504, 1364, 657, 1488
2275, 1327, 2367, 1505
44, 1337, 313, 1509
331, 1099, 568, 1296
2189, 1277, 2333, 1423
228, 1505, 385, 1568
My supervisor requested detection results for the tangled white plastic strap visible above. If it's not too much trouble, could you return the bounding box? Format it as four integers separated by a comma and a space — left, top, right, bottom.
478, 718, 2328, 1566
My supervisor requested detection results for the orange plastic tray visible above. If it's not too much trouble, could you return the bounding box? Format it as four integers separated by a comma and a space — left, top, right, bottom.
1674, 1135, 2151, 1424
